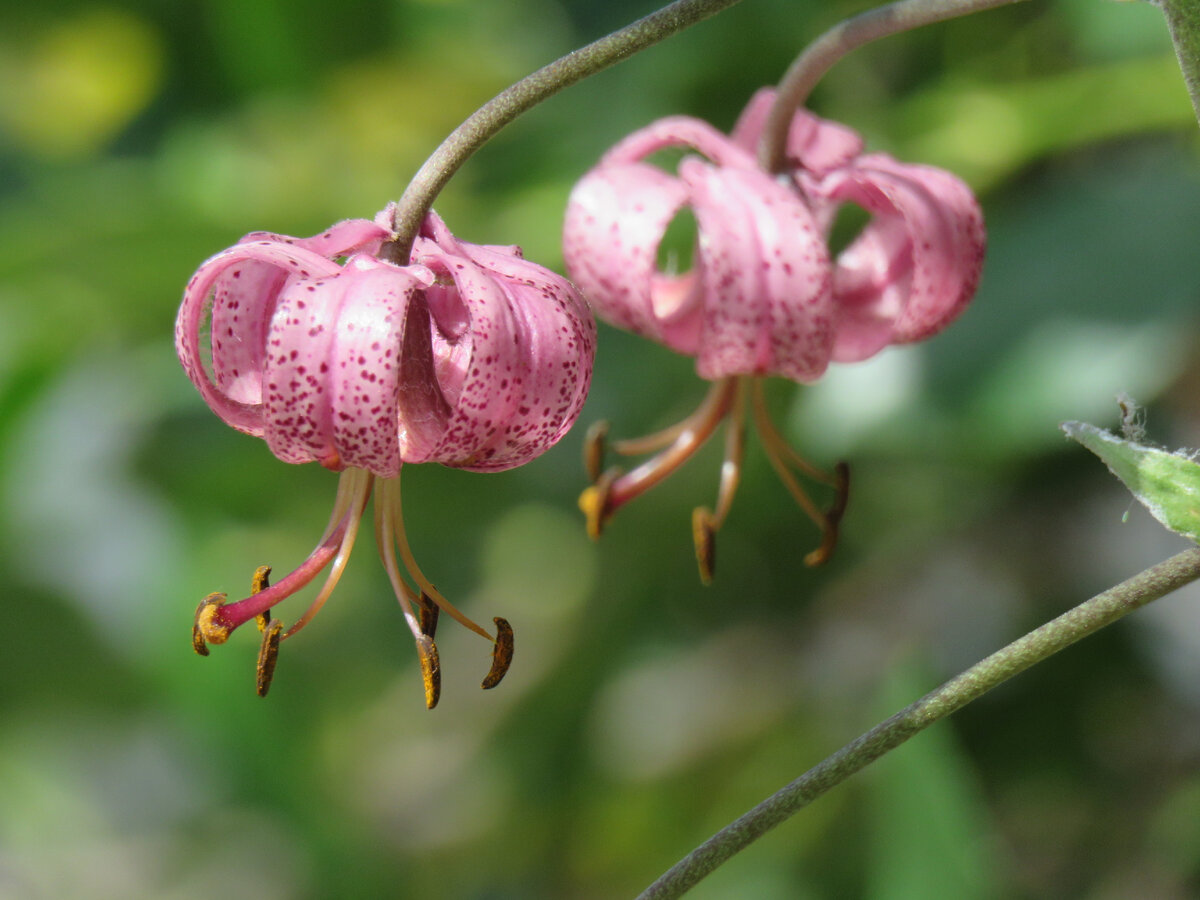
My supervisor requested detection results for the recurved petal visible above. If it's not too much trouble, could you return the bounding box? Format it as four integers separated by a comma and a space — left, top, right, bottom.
813, 154, 985, 362
405, 234, 596, 472
176, 240, 342, 436
680, 158, 834, 382
262, 254, 434, 475
599, 115, 755, 170
209, 218, 393, 406
729, 88, 863, 175
292, 216, 393, 257
563, 162, 704, 357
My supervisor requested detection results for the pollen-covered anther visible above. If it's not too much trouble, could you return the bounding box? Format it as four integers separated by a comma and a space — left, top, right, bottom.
579, 469, 619, 540
193, 592, 230, 654
256, 618, 284, 697
416, 634, 441, 710
481, 617, 514, 690
584, 420, 610, 483
252, 565, 273, 632
692, 507, 718, 585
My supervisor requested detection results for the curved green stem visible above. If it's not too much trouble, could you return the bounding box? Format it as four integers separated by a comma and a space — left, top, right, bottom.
382, 0, 745, 263
758, 0, 1029, 173
637, 546, 1200, 900
1157, 0, 1200, 127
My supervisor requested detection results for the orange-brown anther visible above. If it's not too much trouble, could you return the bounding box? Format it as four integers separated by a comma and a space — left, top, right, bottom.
692, 507, 717, 585
579, 469, 618, 540
481, 617, 514, 690
584, 420, 610, 483
416, 635, 441, 709
829, 462, 851, 527
252, 566, 273, 632
256, 618, 284, 697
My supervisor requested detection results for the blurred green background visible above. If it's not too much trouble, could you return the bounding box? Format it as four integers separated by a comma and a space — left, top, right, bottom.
2, 0, 1200, 897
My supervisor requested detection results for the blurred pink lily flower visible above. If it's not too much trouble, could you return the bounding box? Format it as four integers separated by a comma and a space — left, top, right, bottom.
563, 89, 983, 581
177, 208, 596, 705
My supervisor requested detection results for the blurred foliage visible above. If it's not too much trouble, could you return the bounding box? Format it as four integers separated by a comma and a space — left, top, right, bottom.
1, 0, 1199, 898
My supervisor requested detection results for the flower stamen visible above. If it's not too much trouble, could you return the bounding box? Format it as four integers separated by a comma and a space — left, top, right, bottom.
191, 469, 374, 650
248, 566, 284, 696
379, 475, 494, 641
375, 472, 513, 707
481, 617, 514, 690
750, 379, 849, 567
692, 378, 749, 584
252, 565, 273, 633
256, 618, 284, 697
584, 421, 609, 484
579, 377, 738, 538
415, 635, 441, 710
282, 469, 374, 640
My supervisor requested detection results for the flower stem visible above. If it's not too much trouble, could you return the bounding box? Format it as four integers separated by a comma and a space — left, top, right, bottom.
1157, 0, 1200, 127
384, 0, 745, 263
636, 545, 1200, 900
758, 0, 1029, 173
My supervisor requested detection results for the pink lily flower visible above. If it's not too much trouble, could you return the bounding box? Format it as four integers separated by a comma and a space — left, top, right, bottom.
177, 208, 596, 705
563, 90, 984, 582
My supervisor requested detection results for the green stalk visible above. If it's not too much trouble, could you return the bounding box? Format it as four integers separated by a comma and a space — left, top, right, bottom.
638, 546, 1200, 899
1157, 0, 1200, 126
383, 0, 745, 263
758, 0, 1029, 172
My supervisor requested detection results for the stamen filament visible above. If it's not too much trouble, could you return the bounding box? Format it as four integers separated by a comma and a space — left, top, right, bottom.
283, 468, 374, 639
374, 475, 427, 644
603, 377, 738, 515
611, 378, 735, 458
691, 378, 750, 584
609, 415, 694, 457
712, 378, 749, 529
751, 379, 840, 486
750, 379, 843, 566
379, 474, 495, 642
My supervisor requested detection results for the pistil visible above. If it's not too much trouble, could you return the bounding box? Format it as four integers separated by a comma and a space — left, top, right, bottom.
191, 469, 374, 648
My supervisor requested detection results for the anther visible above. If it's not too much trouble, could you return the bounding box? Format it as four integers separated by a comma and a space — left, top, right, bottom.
481, 617, 514, 690
252, 565, 273, 632
416, 634, 441, 709
256, 619, 284, 697
417, 591, 440, 639
692, 507, 717, 585
584, 420, 610, 483
192, 592, 229, 654
804, 462, 850, 568
579, 468, 618, 540
828, 462, 850, 527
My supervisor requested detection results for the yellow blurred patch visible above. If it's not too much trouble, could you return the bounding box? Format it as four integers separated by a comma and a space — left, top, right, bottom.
0, 9, 163, 159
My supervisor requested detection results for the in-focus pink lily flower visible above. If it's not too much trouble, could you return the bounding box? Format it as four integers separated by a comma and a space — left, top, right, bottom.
177, 208, 596, 705
563, 89, 984, 582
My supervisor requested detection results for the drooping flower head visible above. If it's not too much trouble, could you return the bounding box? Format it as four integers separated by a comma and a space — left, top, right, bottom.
176, 207, 595, 705
563, 89, 984, 581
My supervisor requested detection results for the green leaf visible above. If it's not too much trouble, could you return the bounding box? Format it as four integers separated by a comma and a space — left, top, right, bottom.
1062, 420, 1200, 542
